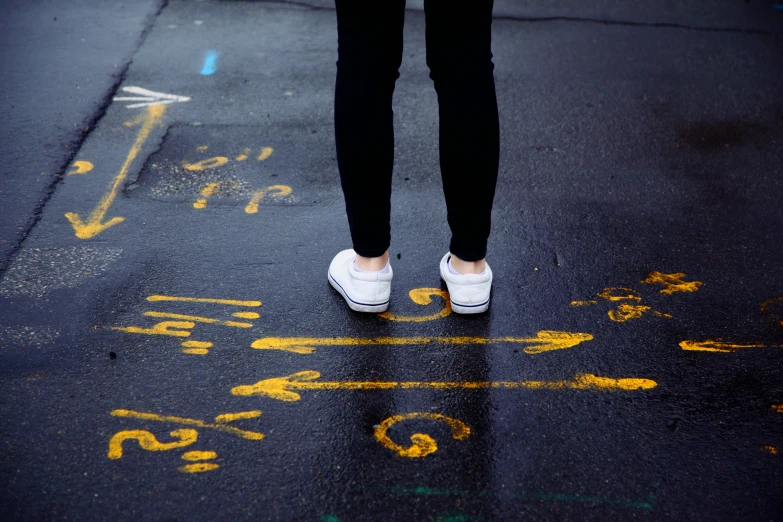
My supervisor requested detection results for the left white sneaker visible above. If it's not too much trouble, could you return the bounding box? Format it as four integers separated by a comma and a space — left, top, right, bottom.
328, 249, 392, 313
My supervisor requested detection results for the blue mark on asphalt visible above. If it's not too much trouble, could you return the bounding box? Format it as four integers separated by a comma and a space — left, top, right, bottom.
201, 50, 219, 76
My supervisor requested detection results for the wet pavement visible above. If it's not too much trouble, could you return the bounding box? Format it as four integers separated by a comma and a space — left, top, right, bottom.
1, 1, 783, 520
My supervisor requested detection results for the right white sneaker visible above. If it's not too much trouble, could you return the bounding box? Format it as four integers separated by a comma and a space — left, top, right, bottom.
328, 249, 392, 313
439, 252, 493, 314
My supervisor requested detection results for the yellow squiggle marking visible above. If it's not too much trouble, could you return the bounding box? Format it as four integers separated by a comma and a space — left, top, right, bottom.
147, 295, 261, 307
379, 288, 451, 322
231, 371, 657, 402
143, 311, 252, 328
110, 409, 264, 440
374, 413, 471, 458
108, 429, 197, 459
184, 156, 229, 172
111, 321, 193, 337
642, 271, 703, 294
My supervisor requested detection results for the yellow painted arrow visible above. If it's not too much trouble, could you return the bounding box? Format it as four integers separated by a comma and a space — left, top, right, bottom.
250, 330, 593, 355
65, 105, 166, 239
231, 370, 657, 402
679, 340, 779, 353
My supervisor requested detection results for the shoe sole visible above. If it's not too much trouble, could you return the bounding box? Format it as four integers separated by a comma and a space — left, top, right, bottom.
328, 271, 389, 313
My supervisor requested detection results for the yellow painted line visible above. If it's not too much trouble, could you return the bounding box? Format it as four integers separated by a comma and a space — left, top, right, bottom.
182, 341, 213, 348
65, 105, 166, 239
570, 300, 597, 306
257, 147, 273, 161
231, 371, 657, 402
181, 450, 217, 461
179, 462, 220, 473
679, 340, 771, 353
147, 295, 261, 307
232, 311, 260, 319
143, 311, 252, 328
215, 411, 261, 423
111, 320, 193, 337
250, 330, 593, 355
110, 409, 264, 440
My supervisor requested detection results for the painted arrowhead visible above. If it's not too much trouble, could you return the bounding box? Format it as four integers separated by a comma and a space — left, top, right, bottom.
523, 331, 594, 354
65, 212, 125, 239
231, 370, 321, 401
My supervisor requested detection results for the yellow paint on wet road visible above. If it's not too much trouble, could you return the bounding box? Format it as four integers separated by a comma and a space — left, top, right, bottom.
143, 311, 252, 328
146, 295, 261, 307
232, 311, 260, 319
570, 300, 597, 306
642, 271, 703, 294
231, 371, 657, 402
108, 428, 198, 459
181, 450, 218, 461
66, 105, 166, 239
374, 413, 471, 458
679, 340, 770, 353
110, 409, 264, 440
250, 330, 593, 355
245, 185, 293, 213
215, 411, 262, 423
112, 320, 193, 337
379, 288, 451, 322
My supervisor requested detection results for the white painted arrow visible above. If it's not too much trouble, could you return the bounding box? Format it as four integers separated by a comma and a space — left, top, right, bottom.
114, 86, 191, 109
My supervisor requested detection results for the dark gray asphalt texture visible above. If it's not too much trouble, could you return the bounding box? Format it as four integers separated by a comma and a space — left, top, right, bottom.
1, 1, 782, 520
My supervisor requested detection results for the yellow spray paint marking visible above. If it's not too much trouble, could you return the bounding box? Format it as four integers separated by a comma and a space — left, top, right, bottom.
374, 413, 471, 458
183, 156, 229, 172
65, 104, 166, 239
181, 450, 218, 461
110, 409, 264, 440
760, 298, 783, 325
772, 404, 783, 413
143, 311, 252, 328
107, 429, 198, 459
679, 340, 771, 353
181, 340, 213, 355
215, 411, 262, 423
570, 300, 597, 306
379, 288, 451, 322
193, 182, 219, 209
111, 320, 193, 337
642, 271, 703, 294
762, 446, 778, 455
257, 147, 274, 161
597, 287, 642, 302
231, 371, 657, 402
608, 304, 672, 323
232, 311, 260, 319
179, 462, 220, 473
250, 331, 593, 355
196, 145, 208, 152
235, 148, 251, 161
67, 160, 94, 175
245, 185, 293, 214
147, 295, 261, 307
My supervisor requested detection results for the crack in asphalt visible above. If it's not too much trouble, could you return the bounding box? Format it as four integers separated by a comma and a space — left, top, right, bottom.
0, 0, 170, 281
248, 0, 781, 36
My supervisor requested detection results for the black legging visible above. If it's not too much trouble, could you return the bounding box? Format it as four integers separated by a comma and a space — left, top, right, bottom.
334, 0, 499, 262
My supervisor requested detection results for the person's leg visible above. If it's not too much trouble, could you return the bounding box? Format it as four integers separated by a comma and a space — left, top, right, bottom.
334, 0, 405, 269
424, 0, 499, 274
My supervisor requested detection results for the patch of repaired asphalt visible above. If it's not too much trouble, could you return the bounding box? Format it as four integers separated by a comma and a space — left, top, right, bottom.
0, 246, 123, 298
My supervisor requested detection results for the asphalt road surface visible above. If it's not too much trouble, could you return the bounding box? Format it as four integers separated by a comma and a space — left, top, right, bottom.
1, 1, 782, 520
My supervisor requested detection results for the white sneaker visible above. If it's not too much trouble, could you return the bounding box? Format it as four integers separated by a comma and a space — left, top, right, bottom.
328, 249, 392, 313
439, 252, 492, 314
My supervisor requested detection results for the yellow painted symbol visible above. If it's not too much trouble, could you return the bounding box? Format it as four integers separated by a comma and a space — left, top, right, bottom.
111, 320, 193, 337
679, 340, 776, 353
146, 295, 261, 307
379, 288, 451, 322
110, 409, 264, 440
642, 271, 703, 294
143, 311, 253, 328
231, 371, 657, 402
772, 404, 783, 413
183, 156, 229, 172
608, 304, 672, 322
107, 429, 198, 459
67, 160, 94, 175
65, 105, 166, 238
179, 451, 220, 473
235, 148, 251, 161
181, 340, 213, 355
249, 331, 593, 355
257, 147, 274, 161
193, 182, 219, 209
374, 413, 471, 458
762, 446, 778, 455
245, 185, 293, 214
